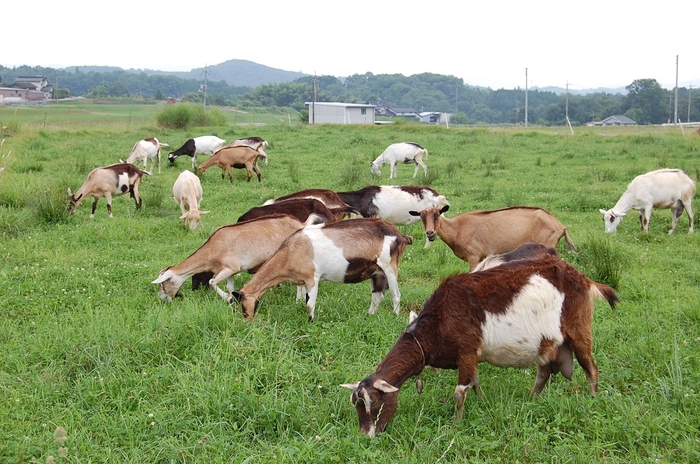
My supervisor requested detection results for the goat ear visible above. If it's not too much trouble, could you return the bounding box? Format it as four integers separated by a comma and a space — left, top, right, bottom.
66, 187, 72, 196
408, 310, 418, 323
340, 382, 360, 390
230, 291, 244, 303
440, 205, 450, 214
372, 379, 398, 393
599, 209, 608, 215
151, 270, 172, 284
200, 210, 210, 215
408, 210, 419, 216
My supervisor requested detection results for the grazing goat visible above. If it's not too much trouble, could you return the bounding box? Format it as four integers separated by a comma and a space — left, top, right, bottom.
67, 163, 149, 218
409, 205, 577, 270
599, 168, 696, 234
229, 136, 270, 165
237, 198, 354, 224
337, 185, 449, 226
231, 218, 413, 321
167, 135, 226, 169
341, 255, 619, 437
152, 215, 313, 303
196, 146, 263, 182
172, 170, 209, 230
124, 137, 169, 173
263, 188, 349, 209
370, 142, 428, 179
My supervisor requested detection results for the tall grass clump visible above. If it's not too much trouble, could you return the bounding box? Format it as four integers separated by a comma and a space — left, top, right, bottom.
156, 104, 227, 129
31, 186, 72, 225
572, 235, 625, 289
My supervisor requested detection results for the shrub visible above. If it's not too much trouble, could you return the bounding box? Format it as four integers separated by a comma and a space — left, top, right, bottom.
156, 104, 227, 129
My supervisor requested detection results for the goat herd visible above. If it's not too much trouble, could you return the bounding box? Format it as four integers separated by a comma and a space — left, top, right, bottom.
67, 136, 696, 437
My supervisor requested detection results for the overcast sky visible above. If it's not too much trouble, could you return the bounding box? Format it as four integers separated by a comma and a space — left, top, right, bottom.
4, 0, 698, 90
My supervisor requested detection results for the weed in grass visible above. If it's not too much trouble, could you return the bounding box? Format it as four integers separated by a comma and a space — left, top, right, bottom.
572, 235, 625, 289
32, 186, 72, 225
340, 155, 363, 185
14, 160, 44, 173
285, 159, 300, 184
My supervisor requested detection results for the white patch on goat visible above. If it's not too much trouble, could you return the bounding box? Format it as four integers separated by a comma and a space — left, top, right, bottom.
303, 226, 349, 283
116, 172, 130, 194
372, 187, 442, 225
478, 274, 564, 368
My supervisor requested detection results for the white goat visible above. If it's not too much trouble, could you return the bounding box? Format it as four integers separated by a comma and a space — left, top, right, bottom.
168, 136, 226, 169
67, 163, 150, 218
172, 170, 209, 230
229, 137, 270, 165
124, 137, 169, 173
599, 168, 696, 234
370, 142, 428, 179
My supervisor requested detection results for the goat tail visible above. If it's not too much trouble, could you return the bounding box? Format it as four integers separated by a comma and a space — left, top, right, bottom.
563, 227, 578, 254
590, 281, 619, 310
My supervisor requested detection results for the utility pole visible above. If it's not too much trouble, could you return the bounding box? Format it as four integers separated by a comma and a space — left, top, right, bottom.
688, 83, 692, 123
455, 85, 458, 115
311, 74, 318, 124
525, 68, 528, 127
674, 55, 679, 124
203, 65, 208, 110
565, 81, 569, 122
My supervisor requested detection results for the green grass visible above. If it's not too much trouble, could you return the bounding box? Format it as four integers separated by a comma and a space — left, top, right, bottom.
1, 109, 699, 462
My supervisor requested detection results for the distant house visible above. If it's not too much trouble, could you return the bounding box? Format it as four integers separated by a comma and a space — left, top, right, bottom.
305, 102, 376, 124
377, 106, 419, 119
419, 112, 450, 124
588, 115, 636, 126
1, 76, 53, 103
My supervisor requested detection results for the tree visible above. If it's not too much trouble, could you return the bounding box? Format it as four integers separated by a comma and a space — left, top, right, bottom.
155, 89, 164, 100
623, 79, 669, 124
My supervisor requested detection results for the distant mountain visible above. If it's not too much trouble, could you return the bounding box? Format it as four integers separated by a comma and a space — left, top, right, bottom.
69, 60, 309, 88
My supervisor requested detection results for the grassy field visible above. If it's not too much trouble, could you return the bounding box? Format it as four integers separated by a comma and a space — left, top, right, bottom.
1, 106, 699, 463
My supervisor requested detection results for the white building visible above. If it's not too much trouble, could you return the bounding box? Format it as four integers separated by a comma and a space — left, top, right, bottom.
305, 102, 376, 124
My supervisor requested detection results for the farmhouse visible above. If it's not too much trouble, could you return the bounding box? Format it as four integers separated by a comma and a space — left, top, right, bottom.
587, 115, 636, 126
0, 76, 54, 104
305, 101, 376, 124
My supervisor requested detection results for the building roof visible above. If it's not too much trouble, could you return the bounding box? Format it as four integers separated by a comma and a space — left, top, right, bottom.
305, 101, 375, 108
601, 115, 636, 125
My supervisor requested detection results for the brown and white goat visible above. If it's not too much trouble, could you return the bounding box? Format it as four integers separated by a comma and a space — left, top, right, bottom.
409, 205, 577, 270
124, 137, 169, 173
152, 214, 314, 303
263, 188, 349, 209
229, 136, 270, 165
237, 198, 355, 224
172, 170, 209, 230
67, 163, 150, 218
196, 146, 263, 182
342, 254, 619, 437
471, 242, 559, 272
231, 218, 413, 321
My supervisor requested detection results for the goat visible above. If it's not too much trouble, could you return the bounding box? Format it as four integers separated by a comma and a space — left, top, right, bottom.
599, 168, 696, 234
471, 242, 559, 272
237, 198, 354, 224
196, 146, 263, 183
172, 170, 209, 230
409, 205, 577, 270
229, 137, 270, 165
123, 137, 169, 173
370, 142, 428, 179
337, 185, 448, 226
167, 135, 226, 169
152, 214, 314, 303
67, 163, 150, 218
263, 188, 349, 209
341, 254, 619, 437
231, 218, 413, 321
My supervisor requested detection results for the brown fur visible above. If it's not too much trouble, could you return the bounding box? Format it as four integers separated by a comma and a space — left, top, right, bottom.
67, 163, 149, 218
196, 146, 262, 182
343, 255, 618, 436
237, 198, 354, 224
264, 188, 349, 209
410, 205, 577, 270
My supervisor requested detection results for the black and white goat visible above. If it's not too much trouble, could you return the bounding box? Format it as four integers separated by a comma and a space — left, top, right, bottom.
342, 254, 618, 437
232, 218, 413, 321
167, 135, 226, 169
67, 163, 150, 218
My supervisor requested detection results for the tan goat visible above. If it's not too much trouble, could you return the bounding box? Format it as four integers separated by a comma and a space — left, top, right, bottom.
409, 205, 577, 270
172, 170, 209, 230
67, 163, 150, 218
152, 214, 315, 303
196, 146, 263, 182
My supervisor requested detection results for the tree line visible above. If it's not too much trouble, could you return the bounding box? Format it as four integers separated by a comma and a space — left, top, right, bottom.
2, 65, 699, 125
